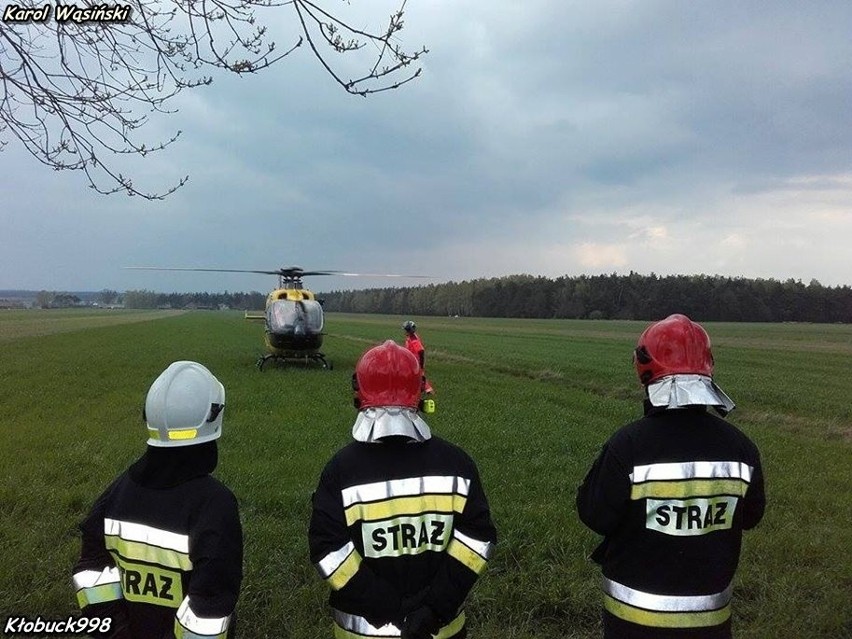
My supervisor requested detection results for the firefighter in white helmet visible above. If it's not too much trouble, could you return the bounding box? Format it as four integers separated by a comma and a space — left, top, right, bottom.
73, 361, 242, 638
576, 315, 766, 638
309, 340, 496, 639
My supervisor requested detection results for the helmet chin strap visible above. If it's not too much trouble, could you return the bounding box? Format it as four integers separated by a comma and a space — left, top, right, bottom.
352, 407, 432, 443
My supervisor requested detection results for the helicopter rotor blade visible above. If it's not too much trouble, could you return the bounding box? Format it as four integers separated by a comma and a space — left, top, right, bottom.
327, 272, 433, 278
124, 267, 284, 276
298, 271, 433, 278
124, 267, 433, 278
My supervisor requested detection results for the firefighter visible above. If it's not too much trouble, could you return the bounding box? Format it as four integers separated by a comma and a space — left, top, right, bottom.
576, 314, 766, 638
402, 320, 433, 394
73, 361, 243, 639
309, 340, 496, 639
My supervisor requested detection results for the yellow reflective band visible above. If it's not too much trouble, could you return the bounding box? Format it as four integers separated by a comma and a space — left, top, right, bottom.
327, 549, 362, 591
73, 567, 123, 608
109, 557, 184, 608
453, 530, 494, 560
105, 536, 192, 571
447, 538, 488, 575
361, 513, 453, 559
332, 611, 466, 639
645, 496, 738, 536
169, 428, 199, 441
175, 596, 230, 639
147, 428, 199, 441
604, 594, 731, 628
434, 612, 466, 639
317, 542, 357, 578
344, 494, 467, 526
76, 582, 124, 608
175, 626, 227, 639
631, 478, 749, 500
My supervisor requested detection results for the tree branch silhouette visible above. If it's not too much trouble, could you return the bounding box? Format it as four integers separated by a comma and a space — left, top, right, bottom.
0, 0, 427, 199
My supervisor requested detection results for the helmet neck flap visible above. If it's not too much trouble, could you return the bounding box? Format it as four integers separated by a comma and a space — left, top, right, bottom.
646, 374, 736, 416
352, 407, 432, 443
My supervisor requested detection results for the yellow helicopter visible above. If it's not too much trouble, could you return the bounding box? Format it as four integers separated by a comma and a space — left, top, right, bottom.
125, 265, 428, 370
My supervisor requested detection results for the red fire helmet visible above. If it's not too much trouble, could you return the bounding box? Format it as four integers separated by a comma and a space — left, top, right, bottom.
354, 340, 422, 409
634, 314, 714, 385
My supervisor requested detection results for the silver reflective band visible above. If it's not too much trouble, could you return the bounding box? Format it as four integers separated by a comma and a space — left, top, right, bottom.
317, 541, 356, 578
104, 518, 189, 553
453, 529, 495, 560
341, 476, 471, 508
631, 461, 753, 484
176, 597, 230, 635
603, 577, 733, 612
72, 566, 121, 589
333, 609, 401, 637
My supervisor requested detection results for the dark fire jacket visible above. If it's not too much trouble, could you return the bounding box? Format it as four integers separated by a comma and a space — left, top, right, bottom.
73, 443, 242, 639
577, 404, 765, 638
309, 435, 497, 639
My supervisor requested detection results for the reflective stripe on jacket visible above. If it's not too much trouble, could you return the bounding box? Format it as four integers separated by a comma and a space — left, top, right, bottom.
331, 609, 466, 639
603, 577, 732, 628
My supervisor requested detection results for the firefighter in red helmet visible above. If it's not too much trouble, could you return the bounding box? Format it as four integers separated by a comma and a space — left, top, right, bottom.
576, 314, 765, 639
309, 340, 496, 639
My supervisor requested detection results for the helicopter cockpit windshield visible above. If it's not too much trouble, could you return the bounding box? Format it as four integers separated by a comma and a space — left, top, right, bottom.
267, 299, 324, 335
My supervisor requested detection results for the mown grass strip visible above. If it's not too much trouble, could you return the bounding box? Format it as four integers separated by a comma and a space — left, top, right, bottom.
0, 309, 186, 341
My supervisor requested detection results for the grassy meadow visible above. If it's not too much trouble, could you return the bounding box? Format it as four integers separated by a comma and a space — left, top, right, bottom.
0, 309, 850, 638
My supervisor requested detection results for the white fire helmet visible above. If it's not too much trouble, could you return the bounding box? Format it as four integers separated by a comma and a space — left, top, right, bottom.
144, 361, 225, 447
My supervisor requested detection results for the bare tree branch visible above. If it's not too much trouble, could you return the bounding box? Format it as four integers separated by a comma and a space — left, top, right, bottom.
0, 0, 427, 199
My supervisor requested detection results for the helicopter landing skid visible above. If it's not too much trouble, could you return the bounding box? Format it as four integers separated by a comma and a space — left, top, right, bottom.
256, 353, 333, 371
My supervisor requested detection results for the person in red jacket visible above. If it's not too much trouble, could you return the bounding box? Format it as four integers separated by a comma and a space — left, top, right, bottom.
309, 340, 496, 639
576, 315, 765, 638
402, 320, 433, 394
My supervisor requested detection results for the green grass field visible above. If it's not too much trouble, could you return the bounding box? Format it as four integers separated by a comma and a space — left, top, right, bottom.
1, 310, 850, 638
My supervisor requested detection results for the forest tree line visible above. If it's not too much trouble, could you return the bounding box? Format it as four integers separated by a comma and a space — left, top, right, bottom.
32, 289, 268, 310
319, 273, 852, 323
34, 273, 851, 323
119, 290, 268, 310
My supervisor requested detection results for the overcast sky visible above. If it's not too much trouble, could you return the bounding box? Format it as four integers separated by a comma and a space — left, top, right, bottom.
3, 0, 852, 294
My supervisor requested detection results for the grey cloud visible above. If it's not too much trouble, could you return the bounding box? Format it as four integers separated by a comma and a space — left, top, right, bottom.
3, 1, 852, 290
